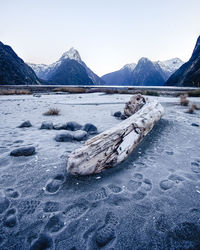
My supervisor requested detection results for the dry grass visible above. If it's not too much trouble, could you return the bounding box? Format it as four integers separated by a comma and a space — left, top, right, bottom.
53, 87, 86, 93
187, 105, 195, 114
0, 89, 31, 95
186, 104, 200, 114
53, 87, 161, 96
43, 108, 60, 116
191, 104, 200, 110
187, 89, 200, 97
180, 94, 189, 106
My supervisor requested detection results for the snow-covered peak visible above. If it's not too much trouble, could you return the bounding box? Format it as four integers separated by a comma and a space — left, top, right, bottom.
122, 63, 136, 71
60, 47, 82, 62
138, 57, 151, 64
157, 58, 184, 73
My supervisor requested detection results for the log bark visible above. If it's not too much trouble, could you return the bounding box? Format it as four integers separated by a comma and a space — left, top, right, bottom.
66, 97, 164, 175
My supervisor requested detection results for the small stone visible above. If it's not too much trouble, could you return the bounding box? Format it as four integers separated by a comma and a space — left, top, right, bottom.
40, 122, 54, 130
83, 123, 98, 134
191, 123, 199, 127
113, 111, 122, 118
53, 124, 68, 130
10, 146, 36, 157
55, 133, 73, 142
18, 120, 32, 128
66, 121, 82, 131
73, 130, 87, 141
120, 114, 126, 120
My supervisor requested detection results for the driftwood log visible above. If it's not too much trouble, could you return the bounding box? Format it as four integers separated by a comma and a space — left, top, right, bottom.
66, 96, 164, 175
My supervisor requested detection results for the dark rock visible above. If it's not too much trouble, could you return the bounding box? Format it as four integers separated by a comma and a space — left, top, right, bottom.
73, 130, 87, 141
120, 114, 126, 120
113, 111, 122, 117
33, 94, 41, 97
191, 123, 199, 127
66, 121, 82, 131
18, 120, 32, 128
83, 123, 98, 134
53, 124, 68, 130
10, 146, 36, 157
40, 122, 54, 130
55, 133, 73, 142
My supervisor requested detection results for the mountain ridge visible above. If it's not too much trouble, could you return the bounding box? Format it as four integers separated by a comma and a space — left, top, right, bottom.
102, 57, 184, 86
29, 48, 104, 85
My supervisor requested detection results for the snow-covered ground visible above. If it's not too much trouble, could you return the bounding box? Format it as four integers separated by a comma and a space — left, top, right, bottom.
0, 93, 200, 249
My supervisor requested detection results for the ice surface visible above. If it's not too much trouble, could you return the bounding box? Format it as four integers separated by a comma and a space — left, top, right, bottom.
0, 92, 200, 249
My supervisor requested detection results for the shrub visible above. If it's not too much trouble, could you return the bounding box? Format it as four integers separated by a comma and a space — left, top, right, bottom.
180, 94, 189, 106
187, 89, 200, 97
43, 108, 60, 116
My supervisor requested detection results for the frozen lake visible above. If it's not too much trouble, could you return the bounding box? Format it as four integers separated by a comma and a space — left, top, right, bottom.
0, 93, 200, 249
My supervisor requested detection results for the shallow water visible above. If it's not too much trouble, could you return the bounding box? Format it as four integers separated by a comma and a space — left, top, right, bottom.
0, 93, 200, 249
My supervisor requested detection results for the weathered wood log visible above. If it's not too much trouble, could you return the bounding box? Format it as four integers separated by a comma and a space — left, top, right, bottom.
124, 94, 146, 118
66, 97, 164, 175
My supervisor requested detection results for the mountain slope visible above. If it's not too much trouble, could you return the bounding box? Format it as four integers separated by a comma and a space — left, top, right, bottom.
157, 58, 184, 80
101, 63, 136, 85
48, 59, 93, 85
102, 58, 183, 86
29, 48, 104, 85
166, 36, 200, 87
131, 58, 165, 86
0, 41, 39, 85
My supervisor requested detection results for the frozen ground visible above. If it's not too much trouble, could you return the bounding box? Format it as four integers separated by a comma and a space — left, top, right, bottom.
0, 92, 200, 249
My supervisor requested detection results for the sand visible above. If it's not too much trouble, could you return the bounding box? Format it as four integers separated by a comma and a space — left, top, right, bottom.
0, 92, 200, 249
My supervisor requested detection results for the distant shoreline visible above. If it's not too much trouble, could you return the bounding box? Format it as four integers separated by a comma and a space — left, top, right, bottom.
0, 85, 199, 97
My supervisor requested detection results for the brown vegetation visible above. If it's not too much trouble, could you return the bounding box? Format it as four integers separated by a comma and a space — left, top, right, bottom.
0, 89, 31, 95
186, 104, 200, 114
180, 94, 189, 106
187, 89, 200, 97
43, 108, 60, 116
53, 87, 86, 93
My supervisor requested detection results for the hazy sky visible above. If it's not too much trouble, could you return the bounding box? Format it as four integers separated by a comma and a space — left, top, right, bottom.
1, 0, 200, 76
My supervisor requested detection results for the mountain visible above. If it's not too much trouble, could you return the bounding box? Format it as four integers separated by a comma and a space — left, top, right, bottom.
131, 57, 165, 86
166, 36, 200, 87
157, 58, 184, 80
0, 41, 39, 85
102, 57, 183, 86
29, 48, 104, 85
101, 63, 136, 85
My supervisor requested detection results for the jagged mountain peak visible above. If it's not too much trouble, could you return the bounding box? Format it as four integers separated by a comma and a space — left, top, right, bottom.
138, 57, 151, 64
60, 47, 81, 62
121, 63, 136, 71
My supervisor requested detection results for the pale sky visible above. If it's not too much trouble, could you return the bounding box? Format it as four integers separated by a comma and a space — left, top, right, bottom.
1, 0, 200, 76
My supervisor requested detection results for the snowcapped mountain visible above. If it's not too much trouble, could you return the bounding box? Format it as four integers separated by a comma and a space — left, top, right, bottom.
157, 58, 184, 80
101, 63, 136, 85
102, 57, 184, 86
131, 57, 165, 86
28, 48, 104, 85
